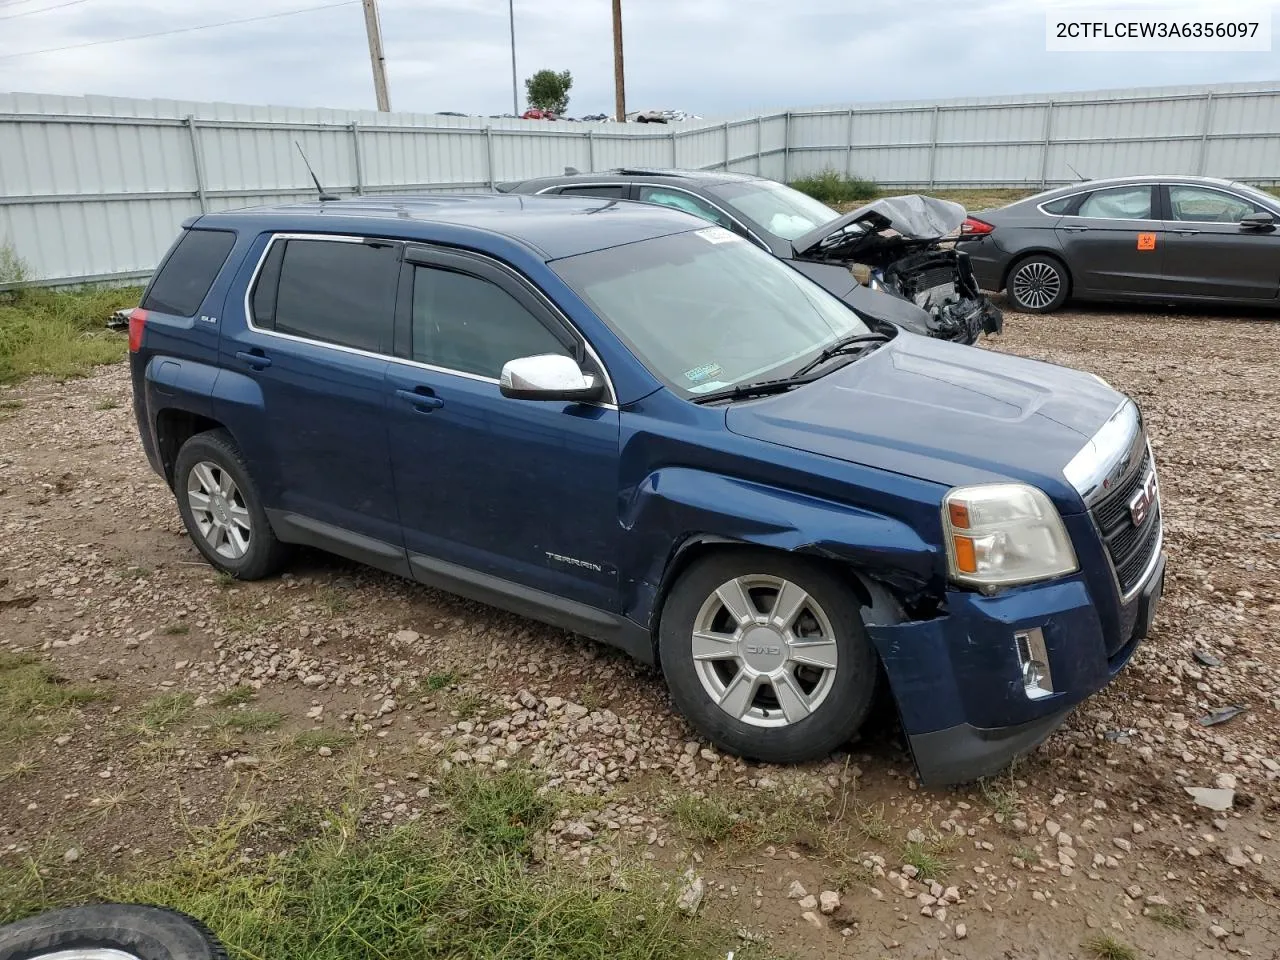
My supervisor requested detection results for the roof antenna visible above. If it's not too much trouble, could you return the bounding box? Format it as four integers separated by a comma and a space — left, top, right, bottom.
1066, 162, 1089, 183
564, 165, 581, 175
295, 140, 340, 201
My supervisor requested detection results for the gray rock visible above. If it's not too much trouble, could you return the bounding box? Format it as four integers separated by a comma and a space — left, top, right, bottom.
62, 847, 80, 863
1185, 786, 1234, 811
786, 879, 808, 899
1224, 847, 1249, 867
797, 894, 817, 911
800, 910, 824, 929
819, 890, 840, 914
676, 871, 705, 916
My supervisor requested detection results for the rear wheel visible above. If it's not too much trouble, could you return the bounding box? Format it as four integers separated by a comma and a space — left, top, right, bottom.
0, 904, 226, 960
658, 550, 878, 763
1007, 254, 1069, 313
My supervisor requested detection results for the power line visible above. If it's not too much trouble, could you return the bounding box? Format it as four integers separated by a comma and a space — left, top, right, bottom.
0, 0, 359, 60
0, 0, 94, 22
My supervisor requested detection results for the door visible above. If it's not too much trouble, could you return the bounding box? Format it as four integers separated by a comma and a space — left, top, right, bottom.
1054, 184, 1165, 295
385, 247, 622, 612
218, 234, 403, 550
1159, 184, 1280, 300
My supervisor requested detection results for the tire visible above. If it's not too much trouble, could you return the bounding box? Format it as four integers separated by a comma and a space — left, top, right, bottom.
658, 550, 879, 764
0, 904, 226, 960
1006, 254, 1070, 313
173, 428, 288, 580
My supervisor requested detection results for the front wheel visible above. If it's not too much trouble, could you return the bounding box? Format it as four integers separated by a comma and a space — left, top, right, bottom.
1007, 254, 1070, 313
659, 551, 879, 763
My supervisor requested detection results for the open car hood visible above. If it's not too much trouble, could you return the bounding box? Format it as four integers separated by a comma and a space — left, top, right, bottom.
791, 195, 967, 261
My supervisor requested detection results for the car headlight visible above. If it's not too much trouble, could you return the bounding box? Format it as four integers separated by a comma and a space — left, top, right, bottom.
943, 483, 1079, 589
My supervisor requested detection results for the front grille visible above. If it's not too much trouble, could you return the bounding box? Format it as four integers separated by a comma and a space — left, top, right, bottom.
1090, 448, 1161, 596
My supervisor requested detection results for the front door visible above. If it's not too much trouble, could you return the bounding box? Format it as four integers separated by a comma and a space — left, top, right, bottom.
217, 234, 403, 550
1054, 184, 1165, 296
1159, 184, 1280, 300
384, 247, 622, 612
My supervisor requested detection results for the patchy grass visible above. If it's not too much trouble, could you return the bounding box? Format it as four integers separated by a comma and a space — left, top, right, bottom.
443, 766, 554, 857
452, 691, 490, 721
0, 654, 110, 744
902, 841, 949, 881
852, 802, 892, 844
1012, 843, 1039, 865
214, 571, 237, 590
666, 794, 738, 845
139, 692, 196, 732
286, 729, 355, 753
315, 587, 350, 615
1146, 904, 1193, 930
209, 708, 284, 733
211, 686, 255, 707
1083, 933, 1139, 960
981, 774, 1021, 820
790, 169, 878, 205
161, 622, 190, 636
424, 670, 458, 691
94, 398, 120, 410
0, 285, 141, 384
0, 755, 38, 781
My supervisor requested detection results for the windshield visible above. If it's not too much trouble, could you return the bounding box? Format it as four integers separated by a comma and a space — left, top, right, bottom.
1229, 181, 1280, 210
552, 227, 870, 397
708, 180, 840, 240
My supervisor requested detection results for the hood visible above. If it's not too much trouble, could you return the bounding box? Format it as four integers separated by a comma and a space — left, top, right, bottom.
785, 259, 933, 337
725, 333, 1125, 513
791, 195, 967, 261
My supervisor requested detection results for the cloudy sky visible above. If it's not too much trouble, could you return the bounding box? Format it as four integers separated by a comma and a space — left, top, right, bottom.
0, 0, 1275, 116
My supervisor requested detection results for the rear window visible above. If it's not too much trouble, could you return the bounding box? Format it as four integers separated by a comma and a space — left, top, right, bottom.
142, 229, 236, 317
250, 238, 399, 353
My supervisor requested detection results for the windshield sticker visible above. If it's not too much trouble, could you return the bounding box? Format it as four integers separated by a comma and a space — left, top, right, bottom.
695, 226, 738, 244
683, 362, 724, 384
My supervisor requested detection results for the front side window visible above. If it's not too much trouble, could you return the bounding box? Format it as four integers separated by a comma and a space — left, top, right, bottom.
636, 186, 733, 228
143, 229, 236, 317
1076, 186, 1153, 220
708, 180, 839, 240
1167, 186, 1258, 223
252, 238, 399, 353
411, 266, 570, 379
553, 227, 870, 396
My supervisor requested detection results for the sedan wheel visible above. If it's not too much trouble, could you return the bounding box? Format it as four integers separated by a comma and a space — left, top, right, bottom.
659, 551, 879, 764
1008, 256, 1069, 313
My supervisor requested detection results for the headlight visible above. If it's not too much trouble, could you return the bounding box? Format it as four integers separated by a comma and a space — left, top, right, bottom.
943, 483, 1079, 589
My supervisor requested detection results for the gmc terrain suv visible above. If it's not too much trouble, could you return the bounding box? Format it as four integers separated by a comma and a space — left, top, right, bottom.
128, 195, 1164, 784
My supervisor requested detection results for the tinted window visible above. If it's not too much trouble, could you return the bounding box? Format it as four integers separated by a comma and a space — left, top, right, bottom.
1168, 186, 1259, 223
257, 239, 399, 353
142, 229, 236, 316
1041, 196, 1075, 215
559, 185, 626, 198
1077, 186, 1152, 220
411, 266, 570, 379
637, 186, 733, 228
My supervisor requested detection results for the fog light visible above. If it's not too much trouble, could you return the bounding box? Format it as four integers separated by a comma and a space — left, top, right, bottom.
1014, 628, 1054, 700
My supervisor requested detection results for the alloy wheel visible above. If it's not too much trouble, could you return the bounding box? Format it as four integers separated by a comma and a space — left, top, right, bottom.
186, 460, 252, 560
1011, 260, 1062, 310
691, 574, 839, 728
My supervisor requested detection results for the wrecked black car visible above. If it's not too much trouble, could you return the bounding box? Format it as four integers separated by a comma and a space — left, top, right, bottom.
496, 168, 1002, 345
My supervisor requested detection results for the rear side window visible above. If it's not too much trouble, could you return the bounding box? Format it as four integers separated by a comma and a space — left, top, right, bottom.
1076, 186, 1153, 220
1040, 196, 1075, 215
558, 184, 626, 198
251, 238, 400, 353
142, 229, 236, 317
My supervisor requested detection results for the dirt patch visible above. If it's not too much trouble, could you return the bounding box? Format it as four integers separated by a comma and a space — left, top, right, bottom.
2, 303, 1278, 957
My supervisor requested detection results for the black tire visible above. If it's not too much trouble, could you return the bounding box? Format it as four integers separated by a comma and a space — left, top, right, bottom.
1005, 253, 1070, 313
658, 550, 879, 764
0, 904, 226, 960
173, 428, 288, 580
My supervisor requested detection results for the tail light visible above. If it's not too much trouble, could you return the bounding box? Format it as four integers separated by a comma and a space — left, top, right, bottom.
960, 217, 994, 237
127, 308, 148, 352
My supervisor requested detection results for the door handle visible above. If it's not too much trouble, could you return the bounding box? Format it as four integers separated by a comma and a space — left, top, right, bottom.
1174, 229, 1198, 236
1062, 225, 1089, 233
395, 388, 444, 412
235, 350, 271, 370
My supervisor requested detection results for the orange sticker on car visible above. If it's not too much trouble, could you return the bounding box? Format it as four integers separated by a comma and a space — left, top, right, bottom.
1137, 232, 1156, 251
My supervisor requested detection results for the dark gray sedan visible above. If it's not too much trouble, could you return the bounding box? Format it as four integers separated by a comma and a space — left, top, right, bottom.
957, 175, 1280, 313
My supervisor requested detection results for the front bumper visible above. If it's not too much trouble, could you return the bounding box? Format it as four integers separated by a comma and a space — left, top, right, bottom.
866, 551, 1165, 785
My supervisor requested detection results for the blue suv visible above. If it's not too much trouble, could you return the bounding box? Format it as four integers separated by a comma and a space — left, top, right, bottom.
128, 195, 1165, 785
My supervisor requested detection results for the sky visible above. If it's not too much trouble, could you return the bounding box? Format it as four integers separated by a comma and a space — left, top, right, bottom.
0, 0, 1276, 116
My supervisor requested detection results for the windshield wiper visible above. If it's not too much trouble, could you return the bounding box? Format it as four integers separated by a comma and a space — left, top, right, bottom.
790, 333, 891, 379
690, 377, 809, 405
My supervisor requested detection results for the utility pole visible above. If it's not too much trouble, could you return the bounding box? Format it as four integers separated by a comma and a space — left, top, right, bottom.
362, 0, 391, 112
612, 0, 625, 122
509, 0, 519, 116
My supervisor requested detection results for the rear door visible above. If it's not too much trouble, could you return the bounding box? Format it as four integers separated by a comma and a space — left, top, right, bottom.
1054, 184, 1165, 295
217, 233, 405, 556
1158, 184, 1280, 300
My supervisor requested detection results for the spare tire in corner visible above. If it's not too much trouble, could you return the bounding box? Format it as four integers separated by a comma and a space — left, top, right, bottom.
0, 904, 225, 960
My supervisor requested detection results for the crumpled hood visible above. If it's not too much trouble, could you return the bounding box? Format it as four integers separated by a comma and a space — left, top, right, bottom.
726, 333, 1126, 513
791, 195, 967, 260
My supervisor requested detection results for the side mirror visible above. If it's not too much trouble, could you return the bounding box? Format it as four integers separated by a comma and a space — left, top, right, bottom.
499, 354, 603, 403
1240, 211, 1275, 230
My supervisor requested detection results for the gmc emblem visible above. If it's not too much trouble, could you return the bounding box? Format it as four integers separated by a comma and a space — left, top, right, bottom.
1128, 472, 1158, 528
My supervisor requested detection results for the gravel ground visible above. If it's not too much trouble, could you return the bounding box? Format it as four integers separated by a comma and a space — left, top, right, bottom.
1, 302, 1278, 958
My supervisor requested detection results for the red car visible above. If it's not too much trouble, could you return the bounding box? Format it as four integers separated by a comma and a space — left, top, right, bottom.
521, 108, 557, 121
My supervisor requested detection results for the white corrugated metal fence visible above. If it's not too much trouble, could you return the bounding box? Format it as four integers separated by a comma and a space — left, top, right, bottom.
1, 81, 1277, 286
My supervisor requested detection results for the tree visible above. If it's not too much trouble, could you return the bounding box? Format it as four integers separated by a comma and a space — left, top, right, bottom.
525, 69, 572, 116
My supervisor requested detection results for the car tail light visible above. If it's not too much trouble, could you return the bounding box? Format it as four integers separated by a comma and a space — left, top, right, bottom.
127, 308, 147, 352
960, 217, 994, 237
